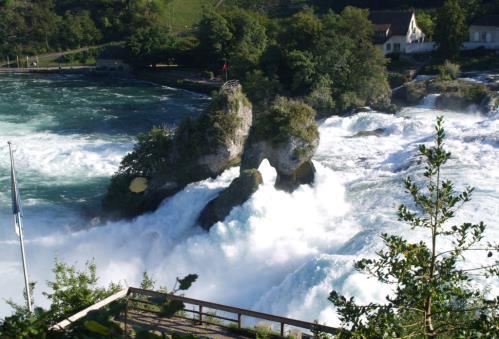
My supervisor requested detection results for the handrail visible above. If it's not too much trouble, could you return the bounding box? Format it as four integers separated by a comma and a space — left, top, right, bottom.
220, 80, 240, 92
50, 289, 128, 331
127, 287, 340, 335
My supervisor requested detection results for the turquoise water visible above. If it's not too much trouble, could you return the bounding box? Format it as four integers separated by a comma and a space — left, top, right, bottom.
0, 73, 208, 226
0, 74, 208, 315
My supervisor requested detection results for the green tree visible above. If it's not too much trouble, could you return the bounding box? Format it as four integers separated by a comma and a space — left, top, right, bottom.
44, 259, 122, 323
30, 0, 60, 52
60, 10, 101, 49
281, 8, 322, 51
329, 117, 499, 338
127, 25, 173, 67
417, 10, 436, 41
224, 9, 268, 78
315, 7, 389, 113
434, 0, 467, 59
0, 259, 122, 337
197, 10, 233, 68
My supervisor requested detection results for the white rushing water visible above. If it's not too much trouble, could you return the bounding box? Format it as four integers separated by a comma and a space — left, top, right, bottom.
0, 81, 498, 325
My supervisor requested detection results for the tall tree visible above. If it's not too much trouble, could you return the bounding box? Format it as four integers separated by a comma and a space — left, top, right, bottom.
329, 117, 499, 338
434, 0, 467, 59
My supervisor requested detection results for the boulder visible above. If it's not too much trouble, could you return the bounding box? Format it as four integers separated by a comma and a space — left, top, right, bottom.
432, 80, 494, 113
392, 79, 497, 113
480, 93, 499, 114
103, 83, 253, 219
198, 169, 263, 229
391, 81, 428, 106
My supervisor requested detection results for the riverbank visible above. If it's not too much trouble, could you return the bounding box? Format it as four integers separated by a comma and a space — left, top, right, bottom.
0, 66, 97, 74
134, 68, 222, 94
0, 66, 135, 78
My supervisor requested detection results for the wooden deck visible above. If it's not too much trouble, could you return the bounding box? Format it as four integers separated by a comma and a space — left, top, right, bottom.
51, 287, 341, 338
122, 309, 254, 338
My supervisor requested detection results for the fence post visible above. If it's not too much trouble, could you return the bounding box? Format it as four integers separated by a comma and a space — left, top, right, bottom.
199, 305, 203, 324
280, 322, 285, 337
124, 298, 128, 338
238, 314, 242, 328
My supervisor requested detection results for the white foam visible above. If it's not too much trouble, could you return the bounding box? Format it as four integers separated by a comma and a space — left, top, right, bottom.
1, 103, 498, 326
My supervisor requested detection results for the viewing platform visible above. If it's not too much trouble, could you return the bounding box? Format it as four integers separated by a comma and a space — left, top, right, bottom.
51, 287, 341, 338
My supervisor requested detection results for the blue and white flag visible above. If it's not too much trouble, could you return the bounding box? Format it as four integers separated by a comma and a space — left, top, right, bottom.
9, 142, 21, 236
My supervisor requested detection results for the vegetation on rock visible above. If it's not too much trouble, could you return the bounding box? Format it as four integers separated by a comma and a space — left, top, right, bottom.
103, 85, 252, 219
254, 96, 318, 146
393, 78, 496, 113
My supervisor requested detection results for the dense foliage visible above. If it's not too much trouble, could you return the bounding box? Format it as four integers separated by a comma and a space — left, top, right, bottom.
195, 6, 390, 114
254, 96, 318, 145
329, 117, 499, 338
434, 0, 468, 59
0, 260, 198, 338
0, 259, 121, 338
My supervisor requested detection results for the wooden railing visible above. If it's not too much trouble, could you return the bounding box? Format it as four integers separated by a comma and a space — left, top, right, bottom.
126, 287, 340, 337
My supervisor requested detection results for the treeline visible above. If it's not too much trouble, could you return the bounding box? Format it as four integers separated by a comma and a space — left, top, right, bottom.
2, 0, 498, 113
153, 6, 391, 114
0, 0, 173, 56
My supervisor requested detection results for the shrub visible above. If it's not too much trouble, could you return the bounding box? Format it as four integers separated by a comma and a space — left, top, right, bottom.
254, 96, 318, 145
463, 84, 490, 104
437, 60, 461, 80
202, 70, 214, 79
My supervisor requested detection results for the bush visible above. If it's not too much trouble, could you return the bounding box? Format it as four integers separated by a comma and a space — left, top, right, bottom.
202, 70, 214, 79
254, 96, 318, 145
437, 60, 461, 80
463, 84, 490, 103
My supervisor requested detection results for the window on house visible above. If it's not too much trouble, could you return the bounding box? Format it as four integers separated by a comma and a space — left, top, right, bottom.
481, 32, 487, 42
486, 32, 492, 42
386, 43, 392, 51
474, 32, 480, 42
394, 43, 401, 52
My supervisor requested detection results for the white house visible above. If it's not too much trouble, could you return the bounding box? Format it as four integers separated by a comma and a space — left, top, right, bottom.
368, 11, 428, 55
465, 15, 499, 50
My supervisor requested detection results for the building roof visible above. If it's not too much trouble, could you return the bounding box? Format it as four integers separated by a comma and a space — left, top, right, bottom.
471, 15, 499, 27
369, 11, 414, 36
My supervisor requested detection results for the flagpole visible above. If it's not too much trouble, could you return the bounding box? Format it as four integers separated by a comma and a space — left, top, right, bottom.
8, 142, 33, 313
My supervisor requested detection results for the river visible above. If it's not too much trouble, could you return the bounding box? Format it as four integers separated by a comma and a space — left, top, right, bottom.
0, 73, 497, 325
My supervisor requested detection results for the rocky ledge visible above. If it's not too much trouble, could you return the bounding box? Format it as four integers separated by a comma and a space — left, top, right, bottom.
392, 79, 498, 113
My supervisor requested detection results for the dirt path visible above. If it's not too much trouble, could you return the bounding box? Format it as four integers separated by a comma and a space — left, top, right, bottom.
0, 43, 120, 67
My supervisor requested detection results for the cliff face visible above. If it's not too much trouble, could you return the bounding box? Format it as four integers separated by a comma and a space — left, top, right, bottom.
103, 84, 253, 219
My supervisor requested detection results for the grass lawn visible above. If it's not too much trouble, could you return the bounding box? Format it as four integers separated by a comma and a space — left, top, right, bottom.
166, 0, 220, 32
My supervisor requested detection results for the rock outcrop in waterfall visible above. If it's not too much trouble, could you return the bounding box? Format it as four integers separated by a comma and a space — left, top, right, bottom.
197, 97, 319, 229
103, 83, 253, 219
392, 79, 498, 113
103, 85, 320, 225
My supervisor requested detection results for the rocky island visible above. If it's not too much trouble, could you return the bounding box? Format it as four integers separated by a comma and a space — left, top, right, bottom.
103, 83, 319, 228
